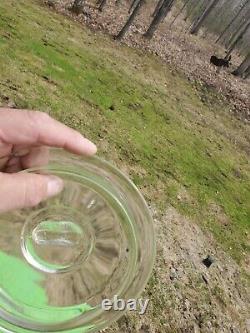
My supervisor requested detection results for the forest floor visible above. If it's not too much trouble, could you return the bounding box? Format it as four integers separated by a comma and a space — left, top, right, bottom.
0, 0, 249, 332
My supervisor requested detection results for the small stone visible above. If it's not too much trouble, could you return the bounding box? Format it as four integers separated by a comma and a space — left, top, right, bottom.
170, 267, 178, 280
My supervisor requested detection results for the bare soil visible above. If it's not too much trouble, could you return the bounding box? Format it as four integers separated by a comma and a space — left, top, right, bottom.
102, 206, 250, 333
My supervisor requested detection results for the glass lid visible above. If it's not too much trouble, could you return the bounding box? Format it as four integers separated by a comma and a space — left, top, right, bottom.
0, 149, 155, 333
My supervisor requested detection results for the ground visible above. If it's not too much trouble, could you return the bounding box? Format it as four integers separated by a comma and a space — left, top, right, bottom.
53, 0, 250, 121
0, 0, 249, 332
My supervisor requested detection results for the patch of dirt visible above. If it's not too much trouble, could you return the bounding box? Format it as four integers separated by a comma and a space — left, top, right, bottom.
208, 202, 231, 226
103, 206, 250, 333
176, 185, 195, 205
45, 0, 250, 122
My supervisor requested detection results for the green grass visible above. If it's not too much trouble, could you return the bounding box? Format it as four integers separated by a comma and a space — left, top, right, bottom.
0, 0, 249, 265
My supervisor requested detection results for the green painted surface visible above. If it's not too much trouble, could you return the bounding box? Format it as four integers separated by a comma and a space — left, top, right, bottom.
0, 251, 93, 331
0, 251, 47, 306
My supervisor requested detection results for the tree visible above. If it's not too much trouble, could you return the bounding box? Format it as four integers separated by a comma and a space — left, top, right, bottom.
129, 0, 139, 13
232, 53, 250, 78
245, 66, 250, 79
115, 0, 145, 40
190, 0, 220, 35
70, 0, 85, 14
144, 0, 175, 39
225, 8, 250, 48
225, 20, 250, 58
216, 0, 249, 44
170, 0, 192, 27
97, 0, 107, 12
184, 0, 206, 22
151, 0, 165, 17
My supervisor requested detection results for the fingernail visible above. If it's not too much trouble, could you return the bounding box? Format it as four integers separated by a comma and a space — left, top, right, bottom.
82, 139, 97, 155
47, 176, 64, 197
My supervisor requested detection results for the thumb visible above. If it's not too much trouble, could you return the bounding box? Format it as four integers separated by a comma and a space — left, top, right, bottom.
0, 172, 64, 213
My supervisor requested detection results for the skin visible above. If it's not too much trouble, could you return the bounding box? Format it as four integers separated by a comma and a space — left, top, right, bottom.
0, 108, 97, 213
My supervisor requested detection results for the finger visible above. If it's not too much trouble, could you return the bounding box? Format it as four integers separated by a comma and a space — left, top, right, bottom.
0, 156, 10, 171
11, 145, 30, 158
0, 142, 12, 170
20, 146, 50, 169
3, 146, 50, 172
4, 157, 22, 173
0, 109, 97, 156
0, 172, 64, 213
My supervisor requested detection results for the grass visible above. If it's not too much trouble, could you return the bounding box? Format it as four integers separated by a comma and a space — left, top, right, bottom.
0, 0, 249, 266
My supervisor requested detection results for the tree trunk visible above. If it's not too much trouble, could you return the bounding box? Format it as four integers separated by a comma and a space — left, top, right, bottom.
151, 0, 165, 17
144, 0, 175, 39
226, 20, 250, 58
216, 0, 249, 44
245, 66, 250, 79
98, 0, 107, 11
232, 53, 250, 78
70, 0, 85, 14
184, 0, 206, 22
170, 0, 192, 27
129, 0, 140, 13
115, 0, 145, 40
225, 8, 250, 48
190, 0, 219, 35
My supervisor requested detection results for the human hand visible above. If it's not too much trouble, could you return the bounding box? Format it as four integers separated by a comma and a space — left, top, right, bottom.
0, 109, 97, 213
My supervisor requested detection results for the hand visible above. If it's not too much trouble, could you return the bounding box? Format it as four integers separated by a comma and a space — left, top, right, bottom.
0, 108, 97, 213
